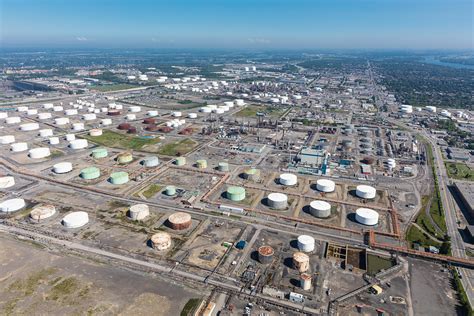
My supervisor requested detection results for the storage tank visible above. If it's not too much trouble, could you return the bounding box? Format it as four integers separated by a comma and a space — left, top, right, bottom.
39, 129, 53, 137
300, 273, 312, 291
143, 118, 156, 125
62, 211, 89, 228
267, 193, 288, 210
356, 185, 376, 199
109, 172, 129, 185
29, 147, 51, 159
126, 114, 136, 120
69, 139, 88, 150
226, 186, 246, 201
218, 162, 230, 172
53, 106, 63, 112
89, 129, 103, 137
0, 112, 8, 119
0, 176, 15, 189
6, 117, 21, 124
30, 204, 56, 221
53, 162, 73, 174
188, 113, 197, 119
175, 157, 186, 166
168, 212, 192, 230
129, 106, 141, 113
101, 118, 112, 126
80, 167, 100, 180
293, 252, 310, 272
49, 137, 60, 145
118, 123, 131, 130
172, 111, 182, 117
235, 99, 245, 106
150, 232, 172, 251
20, 122, 40, 131
38, 112, 52, 120
309, 200, 331, 218
387, 158, 396, 169
243, 168, 260, 182
142, 156, 159, 167
0, 198, 26, 213
129, 204, 150, 220
164, 185, 177, 196
355, 208, 379, 226
83, 113, 97, 121
200, 106, 212, 113
147, 110, 159, 117
54, 117, 69, 125
316, 179, 335, 193
258, 245, 274, 264
117, 152, 133, 164
196, 159, 207, 169
107, 110, 121, 116
0, 135, 15, 144
73, 123, 85, 131
10, 142, 28, 152
297, 235, 315, 252
65, 109, 78, 116
279, 173, 297, 186
92, 148, 108, 159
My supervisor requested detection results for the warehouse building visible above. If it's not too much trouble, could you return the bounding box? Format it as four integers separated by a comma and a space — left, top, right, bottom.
454, 182, 474, 217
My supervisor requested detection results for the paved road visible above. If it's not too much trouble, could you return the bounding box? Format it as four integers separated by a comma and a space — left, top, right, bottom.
422, 131, 474, 306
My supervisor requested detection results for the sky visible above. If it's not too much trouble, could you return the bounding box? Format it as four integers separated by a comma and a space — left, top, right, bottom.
1, 0, 473, 50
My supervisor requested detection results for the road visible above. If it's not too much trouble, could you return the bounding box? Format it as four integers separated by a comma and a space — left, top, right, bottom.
422, 130, 474, 306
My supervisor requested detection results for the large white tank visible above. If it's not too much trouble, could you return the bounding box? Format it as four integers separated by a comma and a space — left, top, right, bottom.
53, 106, 64, 112
150, 232, 172, 251
0, 198, 26, 213
49, 137, 60, 145
235, 99, 245, 106
37, 112, 52, 120
355, 208, 379, 226
83, 113, 96, 121
73, 123, 85, 131
55, 117, 70, 125
17, 106, 29, 112
89, 129, 103, 137
0, 112, 8, 119
0, 135, 16, 144
65, 134, 76, 141
20, 122, 40, 131
0, 176, 15, 189
62, 211, 89, 228
147, 110, 158, 116
39, 129, 53, 137
309, 200, 331, 218
30, 204, 56, 221
172, 111, 182, 117
279, 173, 297, 186
53, 162, 73, 174
129, 204, 150, 221
43, 103, 54, 109
29, 147, 51, 159
10, 142, 28, 152
316, 179, 335, 193
69, 139, 88, 149
200, 106, 212, 113
267, 193, 288, 210
27, 109, 38, 115
6, 117, 21, 124
188, 113, 197, 119
101, 118, 112, 126
126, 114, 136, 120
387, 158, 396, 169
129, 106, 141, 113
297, 235, 315, 252
65, 109, 78, 116
356, 185, 376, 199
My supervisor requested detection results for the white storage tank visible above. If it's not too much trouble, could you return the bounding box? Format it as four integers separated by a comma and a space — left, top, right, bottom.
129, 106, 141, 113
69, 139, 88, 149
62, 211, 89, 228
150, 232, 172, 251
89, 129, 103, 137
129, 204, 150, 221
316, 179, 335, 193
6, 117, 21, 124
0, 176, 15, 189
49, 137, 60, 145
37, 112, 52, 120
309, 200, 331, 218
387, 158, 396, 169
147, 110, 158, 116
0, 112, 8, 119
0, 198, 26, 213
20, 123, 39, 131
83, 113, 97, 121
39, 129, 53, 137
27, 109, 38, 115
188, 113, 197, 119
10, 142, 28, 152
29, 147, 51, 159
355, 208, 379, 226
30, 204, 56, 221
101, 118, 112, 126
55, 117, 70, 125
126, 114, 136, 120
235, 99, 245, 106
53, 162, 73, 174
267, 193, 288, 210
297, 235, 315, 252
172, 111, 182, 117
356, 185, 376, 199
0, 135, 16, 144
53, 106, 64, 112
73, 123, 85, 131
65, 134, 76, 141
17, 106, 29, 112
65, 109, 78, 116
279, 173, 297, 186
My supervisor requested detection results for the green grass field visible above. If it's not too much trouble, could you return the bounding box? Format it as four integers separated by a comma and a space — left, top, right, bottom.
157, 138, 197, 156
91, 84, 138, 92
446, 162, 474, 181
83, 130, 160, 151
406, 225, 442, 249
235, 105, 288, 118
141, 184, 163, 199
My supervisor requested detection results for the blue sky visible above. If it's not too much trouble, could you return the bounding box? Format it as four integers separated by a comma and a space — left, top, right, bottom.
1, 0, 472, 49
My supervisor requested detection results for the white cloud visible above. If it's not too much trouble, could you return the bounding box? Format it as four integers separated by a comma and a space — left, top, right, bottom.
248, 38, 271, 44
76, 36, 88, 41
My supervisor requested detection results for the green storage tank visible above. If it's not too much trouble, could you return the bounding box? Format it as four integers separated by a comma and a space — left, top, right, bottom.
80, 167, 100, 180
110, 171, 129, 185
196, 159, 207, 169
175, 157, 186, 166
92, 148, 108, 159
165, 185, 176, 196
226, 186, 246, 201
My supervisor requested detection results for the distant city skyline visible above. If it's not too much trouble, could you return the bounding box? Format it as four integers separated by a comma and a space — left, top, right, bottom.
1, 0, 473, 50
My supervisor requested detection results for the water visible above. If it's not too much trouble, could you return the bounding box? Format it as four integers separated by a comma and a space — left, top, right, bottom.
421, 56, 474, 70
